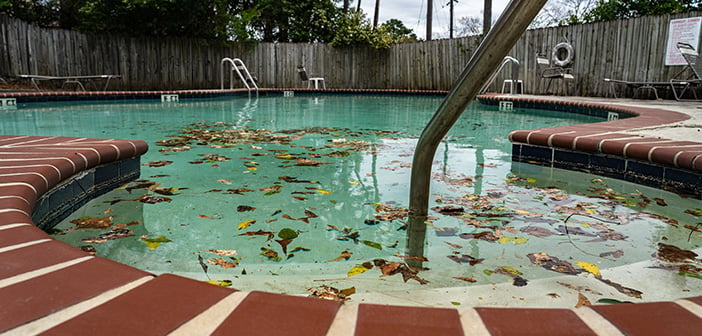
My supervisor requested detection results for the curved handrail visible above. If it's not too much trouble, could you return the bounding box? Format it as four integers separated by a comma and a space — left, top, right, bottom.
479, 56, 520, 94
221, 58, 259, 94
405, 0, 547, 266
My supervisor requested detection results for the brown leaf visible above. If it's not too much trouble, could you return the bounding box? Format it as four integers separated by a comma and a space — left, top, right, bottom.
453, 276, 477, 283
207, 258, 238, 268
237, 205, 256, 212
527, 252, 582, 275
143, 160, 173, 167
238, 230, 274, 240
328, 251, 352, 262
276, 238, 293, 254
656, 243, 698, 263
70, 216, 113, 229
575, 293, 592, 308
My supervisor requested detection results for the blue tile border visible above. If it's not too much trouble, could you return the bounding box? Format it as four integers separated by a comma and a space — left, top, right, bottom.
513, 143, 702, 199
32, 157, 141, 230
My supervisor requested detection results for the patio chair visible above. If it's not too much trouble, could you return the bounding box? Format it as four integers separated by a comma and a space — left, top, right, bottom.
297, 65, 325, 89
670, 42, 702, 101
536, 54, 574, 94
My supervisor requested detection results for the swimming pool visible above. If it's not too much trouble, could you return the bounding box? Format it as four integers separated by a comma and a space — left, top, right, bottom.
4, 94, 701, 307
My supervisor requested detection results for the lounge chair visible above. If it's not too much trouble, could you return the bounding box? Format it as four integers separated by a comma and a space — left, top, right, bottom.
537, 54, 574, 94
670, 42, 702, 101
297, 65, 325, 89
604, 78, 688, 100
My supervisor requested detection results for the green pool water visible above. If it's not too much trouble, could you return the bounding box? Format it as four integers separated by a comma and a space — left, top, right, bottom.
3, 95, 701, 307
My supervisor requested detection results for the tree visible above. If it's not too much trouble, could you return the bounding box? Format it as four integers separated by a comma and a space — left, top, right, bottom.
584, 0, 702, 22
531, 0, 597, 27
381, 18, 417, 42
455, 15, 482, 37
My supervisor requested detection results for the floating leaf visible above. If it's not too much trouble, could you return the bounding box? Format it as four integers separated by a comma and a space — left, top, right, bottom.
520, 226, 558, 238
316, 189, 332, 195
238, 230, 274, 240
203, 249, 238, 256
276, 239, 293, 254
278, 228, 299, 240
207, 258, 238, 268
347, 264, 372, 277
656, 243, 698, 263
260, 247, 281, 261
206, 280, 233, 287
453, 277, 477, 283
237, 205, 256, 212
597, 298, 633, 304
527, 252, 582, 275
360, 240, 382, 250
348, 180, 360, 185
141, 235, 172, 250
82, 228, 133, 243
308, 285, 355, 301
575, 261, 601, 277
596, 277, 643, 298
218, 179, 232, 185
329, 250, 352, 262
497, 237, 529, 245
198, 213, 221, 219
143, 160, 173, 167
70, 216, 113, 229
238, 220, 256, 230
304, 209, 318, 218
137, 195, 172, 204
575, 293, 592, 308
447, 254, 483, 265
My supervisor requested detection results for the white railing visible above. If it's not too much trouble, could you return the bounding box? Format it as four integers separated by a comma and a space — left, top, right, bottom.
221, 58, 259, 94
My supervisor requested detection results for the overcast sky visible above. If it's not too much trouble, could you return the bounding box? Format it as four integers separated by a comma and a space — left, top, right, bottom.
357, 0, 511, 39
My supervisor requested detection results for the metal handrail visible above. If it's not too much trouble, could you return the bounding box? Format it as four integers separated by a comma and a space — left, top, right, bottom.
405, 0, 548, 266
221, 58, 259, 94
479, 56, 520, 94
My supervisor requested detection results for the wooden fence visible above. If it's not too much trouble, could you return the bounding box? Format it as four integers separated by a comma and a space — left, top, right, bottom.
0, 11, 699, 96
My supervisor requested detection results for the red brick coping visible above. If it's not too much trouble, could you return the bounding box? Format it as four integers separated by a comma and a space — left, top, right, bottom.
1, 92, 702, 334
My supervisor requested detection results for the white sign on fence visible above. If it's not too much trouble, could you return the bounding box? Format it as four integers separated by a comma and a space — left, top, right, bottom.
665, 17, 702, 66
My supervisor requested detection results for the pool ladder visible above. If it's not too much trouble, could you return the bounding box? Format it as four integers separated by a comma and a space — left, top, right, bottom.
406, 0, 547, 267
479, 56, 522, 95
221, 58, 259, 94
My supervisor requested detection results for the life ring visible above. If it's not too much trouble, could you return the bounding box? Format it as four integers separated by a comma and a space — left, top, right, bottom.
552, 42, 574, 67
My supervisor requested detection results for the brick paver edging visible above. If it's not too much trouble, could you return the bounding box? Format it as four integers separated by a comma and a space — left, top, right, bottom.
478, 94, 702, 199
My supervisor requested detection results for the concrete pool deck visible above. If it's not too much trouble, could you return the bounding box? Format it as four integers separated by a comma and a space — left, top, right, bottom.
0, 90, 701, 335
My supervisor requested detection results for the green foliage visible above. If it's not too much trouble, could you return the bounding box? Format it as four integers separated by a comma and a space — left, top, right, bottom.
331, 9, 402, 49
381, 19, 418, 43
584, 0, 702, 22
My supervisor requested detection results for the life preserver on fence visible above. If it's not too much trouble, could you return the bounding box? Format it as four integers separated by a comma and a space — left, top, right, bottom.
551, 42, 574, 67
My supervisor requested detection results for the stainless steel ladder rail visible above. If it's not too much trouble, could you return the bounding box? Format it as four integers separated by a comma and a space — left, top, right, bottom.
479, 56, 520, 94
406, 0, 547, 266
221, 58, 259, 94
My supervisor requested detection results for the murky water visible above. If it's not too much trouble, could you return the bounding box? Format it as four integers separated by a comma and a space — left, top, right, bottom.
3, 95, 700, 307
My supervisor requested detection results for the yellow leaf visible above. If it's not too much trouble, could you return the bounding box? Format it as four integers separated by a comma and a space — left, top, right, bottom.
238, 219, 256, 230
206, 280, 233, 287
275, 154, 295, 160
526, 178, 537, 184
498, 237, 529, 245
347, 264, 371, 277
585, 209, 596, 214
248, 167, 257, 171
575, 261, 601, 277
317, 189, 332, 195
348, 180, 360, 185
